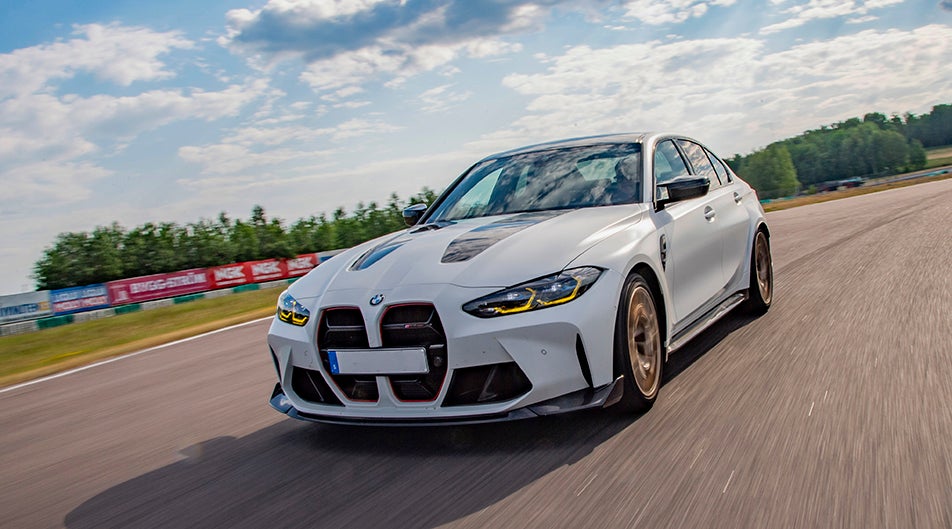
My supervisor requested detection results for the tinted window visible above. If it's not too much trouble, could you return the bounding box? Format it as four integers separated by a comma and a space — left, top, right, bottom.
654, 140, 689, 183
677, 139, 720, 187
705, 149, 729, 185
427, 143, 644, 221
709, 150, 734, 183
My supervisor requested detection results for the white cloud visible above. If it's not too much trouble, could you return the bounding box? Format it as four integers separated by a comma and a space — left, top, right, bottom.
498, 24, 952, 155
0, 23, 193, 98
1, 160, 111, 207
177, 115, 401, 178
178, 143, 327, 175
761, 0, 905, 34
0, 21, 269, 211
222, 0, 543, 95
298, 37, 520, 93
622, 0, 737, 25
465, 39, 524, 59
418, 84, 473, 113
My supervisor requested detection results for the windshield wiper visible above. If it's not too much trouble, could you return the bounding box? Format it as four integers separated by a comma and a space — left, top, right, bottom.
412, 220, 455, 232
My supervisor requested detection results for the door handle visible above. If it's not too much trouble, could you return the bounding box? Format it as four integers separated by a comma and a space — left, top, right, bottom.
703, 206, 716, 221
733, 192, 743, 204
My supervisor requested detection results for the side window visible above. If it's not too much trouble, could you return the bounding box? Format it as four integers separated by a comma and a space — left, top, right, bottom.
653, 140, 689, 183
709, 150, 734, 183
677, 139, 720, 188
706, 148, 729, 185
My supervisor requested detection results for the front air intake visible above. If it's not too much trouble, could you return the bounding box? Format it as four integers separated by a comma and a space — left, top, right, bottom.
443, 362, 532, 406
290, 367, 343, 406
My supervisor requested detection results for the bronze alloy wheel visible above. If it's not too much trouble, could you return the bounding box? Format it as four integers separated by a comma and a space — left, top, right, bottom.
626, 282, 662, 398
614, 273, 663, 414
744, 229, 773, 315
755, 231, 772, 305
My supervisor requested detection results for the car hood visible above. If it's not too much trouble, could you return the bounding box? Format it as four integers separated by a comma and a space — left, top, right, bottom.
289, 205, 648, 298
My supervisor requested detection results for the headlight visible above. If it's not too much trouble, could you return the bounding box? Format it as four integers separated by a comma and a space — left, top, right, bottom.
276, 290, 310, 326
463, 267, 602, 318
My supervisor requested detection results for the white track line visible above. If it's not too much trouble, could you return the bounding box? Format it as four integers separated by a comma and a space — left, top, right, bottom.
0, 316, 273, 395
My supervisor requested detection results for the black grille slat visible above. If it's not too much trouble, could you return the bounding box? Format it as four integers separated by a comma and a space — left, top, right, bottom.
318, 308, 375, 400
316, 305, 448, 403
319, 308, 370, 350
381, 305, 448, 402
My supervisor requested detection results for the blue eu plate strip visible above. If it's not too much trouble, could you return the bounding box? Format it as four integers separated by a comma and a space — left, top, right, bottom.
328, 351, 340, 374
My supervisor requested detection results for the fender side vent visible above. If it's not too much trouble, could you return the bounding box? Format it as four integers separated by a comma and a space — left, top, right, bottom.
575, 335, 593, 388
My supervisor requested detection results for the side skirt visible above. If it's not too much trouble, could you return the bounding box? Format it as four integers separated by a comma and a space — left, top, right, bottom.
666, 291, 747, 357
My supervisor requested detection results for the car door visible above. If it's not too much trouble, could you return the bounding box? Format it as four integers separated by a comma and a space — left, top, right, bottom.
677, 139, 750, 292
651, 139, 723, 324
705, 146, 751, 286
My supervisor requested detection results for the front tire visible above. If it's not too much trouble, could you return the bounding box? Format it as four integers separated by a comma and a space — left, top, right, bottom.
744, 229, 773, 315
614, 273, 663, 414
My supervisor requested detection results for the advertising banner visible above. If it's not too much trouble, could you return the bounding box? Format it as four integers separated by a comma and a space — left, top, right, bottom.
0, 291, 52, 324
207, 254, 319, 290
286, 253, 319, 277
107, 269, 209, 305
207, 263, 250, 290
51, 284, 110, 315
245, 258, 288, 283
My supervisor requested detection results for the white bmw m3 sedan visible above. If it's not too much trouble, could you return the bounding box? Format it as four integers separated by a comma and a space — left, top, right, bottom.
267, 132, 773, 424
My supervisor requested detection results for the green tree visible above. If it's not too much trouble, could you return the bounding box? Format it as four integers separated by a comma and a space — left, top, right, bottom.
230, 220, 259, 262
872, 130, 909, 174
740, 144, 800, 199
906, 139, 927, 171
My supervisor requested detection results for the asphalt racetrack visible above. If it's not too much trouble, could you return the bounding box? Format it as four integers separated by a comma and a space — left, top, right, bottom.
2, 179, 951, 528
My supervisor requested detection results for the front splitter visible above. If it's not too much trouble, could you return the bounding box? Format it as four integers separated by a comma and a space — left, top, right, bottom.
268, 376, 623, 427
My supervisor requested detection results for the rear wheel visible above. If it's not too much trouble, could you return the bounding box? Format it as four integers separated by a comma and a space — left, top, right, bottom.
614, 273, 663, 414
744, 229, 773, 315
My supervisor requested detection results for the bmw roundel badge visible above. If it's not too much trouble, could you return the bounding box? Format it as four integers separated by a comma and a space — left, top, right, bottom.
369, 294, 385, 306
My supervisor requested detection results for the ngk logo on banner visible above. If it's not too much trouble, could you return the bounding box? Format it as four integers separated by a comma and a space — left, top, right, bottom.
207, 253, 321, 290
216, 266, 245, 281
210, 265, 247, 288
207, 264, 250, 289
248, 259, 288, 282
287, 254, 318, 277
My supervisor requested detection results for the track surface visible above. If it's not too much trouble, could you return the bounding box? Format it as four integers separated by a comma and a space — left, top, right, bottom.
2, 180, 951, 528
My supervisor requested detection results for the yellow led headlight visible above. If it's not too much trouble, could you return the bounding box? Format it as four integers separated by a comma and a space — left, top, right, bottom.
463, 267, 602, 318
277, 290, 310, 326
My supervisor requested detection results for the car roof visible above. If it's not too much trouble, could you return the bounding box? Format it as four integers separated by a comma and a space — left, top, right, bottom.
480, 132, 656, 161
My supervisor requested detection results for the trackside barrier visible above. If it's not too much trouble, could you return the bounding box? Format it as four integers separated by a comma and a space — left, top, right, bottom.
73, 308, 117, 323
37, 315, 74, 330
0, 278, 300, 337
0, 320, 39, 337
114, 304, 142, 315
0, 248, 340, 334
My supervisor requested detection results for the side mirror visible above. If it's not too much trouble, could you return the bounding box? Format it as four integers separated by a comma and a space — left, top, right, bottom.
402, 203, 427, 226
656, 177, 710, 209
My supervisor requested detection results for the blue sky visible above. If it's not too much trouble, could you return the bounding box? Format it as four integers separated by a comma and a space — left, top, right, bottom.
1, 0, 950, 294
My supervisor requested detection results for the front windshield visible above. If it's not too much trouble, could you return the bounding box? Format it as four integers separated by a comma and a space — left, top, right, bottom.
428, 143, 643, 222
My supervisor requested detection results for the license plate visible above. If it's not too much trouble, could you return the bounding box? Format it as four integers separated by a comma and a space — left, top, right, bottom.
327, 348, 429, 375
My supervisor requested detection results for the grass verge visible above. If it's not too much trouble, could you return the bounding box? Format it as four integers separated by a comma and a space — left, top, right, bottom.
0, 288, 281, 388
